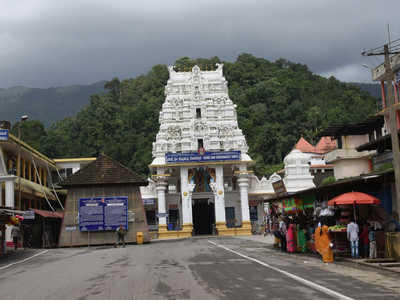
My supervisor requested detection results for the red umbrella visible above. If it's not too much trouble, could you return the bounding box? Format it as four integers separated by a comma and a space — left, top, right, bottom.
328, 192, 380, 206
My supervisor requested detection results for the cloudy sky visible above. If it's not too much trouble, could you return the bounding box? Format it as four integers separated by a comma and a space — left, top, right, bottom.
1, 0, 399, 88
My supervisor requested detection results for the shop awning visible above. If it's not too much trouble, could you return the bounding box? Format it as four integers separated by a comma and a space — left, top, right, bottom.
33, 209, 64, 219
328, 192, 381, 206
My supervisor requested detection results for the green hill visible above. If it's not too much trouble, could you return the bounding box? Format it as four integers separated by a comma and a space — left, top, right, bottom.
31, 54, 377, 176
0, 81, 105, 127
350, 82, 381, 99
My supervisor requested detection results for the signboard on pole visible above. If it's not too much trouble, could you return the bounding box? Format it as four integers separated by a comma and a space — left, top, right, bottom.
272, 180, 287, 197
23, 210, 35, 220
143, 198, 156, 205
156, 212, 168, 218
79, 196, 128, 232
65, 226, 77, 232
0, 129, 9, 141
165, 150, 241, 164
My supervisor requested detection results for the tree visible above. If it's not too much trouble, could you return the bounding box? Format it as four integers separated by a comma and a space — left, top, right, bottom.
104, 77, 121, 100
11, 120, 47, 150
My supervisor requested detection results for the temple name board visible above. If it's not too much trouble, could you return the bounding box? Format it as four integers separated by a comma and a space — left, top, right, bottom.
166, 151, 241, 163
79, 196, 128, 231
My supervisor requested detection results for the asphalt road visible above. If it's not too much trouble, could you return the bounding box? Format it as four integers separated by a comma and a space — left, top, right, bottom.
0, 237, 399, 300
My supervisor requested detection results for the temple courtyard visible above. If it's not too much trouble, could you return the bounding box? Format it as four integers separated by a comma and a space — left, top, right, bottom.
0, 237, 399, 300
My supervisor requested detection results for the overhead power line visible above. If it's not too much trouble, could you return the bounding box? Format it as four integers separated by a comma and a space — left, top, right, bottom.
362, 38, 400, 56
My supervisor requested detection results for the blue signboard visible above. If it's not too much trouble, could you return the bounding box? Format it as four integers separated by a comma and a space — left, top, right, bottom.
165, 151, 241, 164
143, 198, 156, 205
79, 196, 128, 232
0, 129, 9, 141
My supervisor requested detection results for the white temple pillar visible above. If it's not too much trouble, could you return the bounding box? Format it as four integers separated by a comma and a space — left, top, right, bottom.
236, 166, 251, 235
156, 181, 168, 227
5, 179, 14, 208
180, 167, 194, 237
155, 168, 174, 239
4, 177, 16, 248
238, 176, 250, 223
210, 165, 231, 235
214, 165, 226, 224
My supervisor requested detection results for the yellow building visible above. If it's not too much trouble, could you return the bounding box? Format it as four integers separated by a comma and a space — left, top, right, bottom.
0, 126, 64, 249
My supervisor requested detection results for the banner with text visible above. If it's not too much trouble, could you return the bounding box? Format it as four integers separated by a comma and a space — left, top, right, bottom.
166, 151, 241, 164
79, 196, 128, 231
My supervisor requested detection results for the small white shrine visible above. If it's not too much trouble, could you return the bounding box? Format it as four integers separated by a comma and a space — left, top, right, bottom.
142, 64, 315, 239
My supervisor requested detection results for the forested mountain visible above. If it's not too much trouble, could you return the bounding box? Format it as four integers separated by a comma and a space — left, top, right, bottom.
15, 54, 378, 176
350, 82, 381, 99
0, 81, 105, 127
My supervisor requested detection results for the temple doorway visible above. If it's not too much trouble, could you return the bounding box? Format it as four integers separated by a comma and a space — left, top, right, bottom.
192, 199, 215, 235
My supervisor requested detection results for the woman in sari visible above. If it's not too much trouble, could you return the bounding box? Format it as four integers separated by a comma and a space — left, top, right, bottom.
286, 223, 297, 253
297, 225, 307, 253
314, 225, 334, 263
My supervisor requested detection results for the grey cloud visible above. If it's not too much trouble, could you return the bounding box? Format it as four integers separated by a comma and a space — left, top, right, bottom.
1, 0, 399, 87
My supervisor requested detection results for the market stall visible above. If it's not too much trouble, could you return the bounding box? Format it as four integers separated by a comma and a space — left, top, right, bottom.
281, 196, 316, 253
327, 192, 385, 257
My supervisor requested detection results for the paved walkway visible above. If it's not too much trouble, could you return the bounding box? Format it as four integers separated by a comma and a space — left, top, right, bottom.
234, 234, 275, 245
233, 234, 400, 274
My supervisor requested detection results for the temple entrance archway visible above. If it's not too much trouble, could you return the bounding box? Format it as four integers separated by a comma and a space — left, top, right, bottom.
192, 199, 214, 235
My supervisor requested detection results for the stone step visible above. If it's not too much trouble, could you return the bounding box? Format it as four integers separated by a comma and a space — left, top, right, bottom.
379, 262, 400, 268
364, 258, 396, 263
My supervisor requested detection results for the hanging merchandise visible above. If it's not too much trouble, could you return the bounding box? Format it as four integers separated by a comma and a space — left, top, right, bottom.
319, 208, 335, 217
283, 198, 304, 214
301, 195, 315, 209
8, 216, 20, 226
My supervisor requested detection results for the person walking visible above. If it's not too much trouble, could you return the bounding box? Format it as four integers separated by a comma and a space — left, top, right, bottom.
297, 225, 307, 253
314, 224, 334, 263
286, 223, 297, 253
11, 225, 20, 251
279, 217, 287, 252
368, 226, 377, 259
347, 219, 359, 259
114, 225, 126, 248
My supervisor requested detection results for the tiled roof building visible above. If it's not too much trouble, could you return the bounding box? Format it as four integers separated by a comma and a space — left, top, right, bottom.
61, 154, 147, 187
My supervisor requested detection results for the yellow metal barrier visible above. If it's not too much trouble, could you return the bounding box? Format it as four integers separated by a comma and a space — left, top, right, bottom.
385, 232, 400, 260
136, 232, 143, 245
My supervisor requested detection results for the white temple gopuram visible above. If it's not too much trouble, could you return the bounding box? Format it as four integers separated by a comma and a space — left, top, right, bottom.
141, 64, 315, 239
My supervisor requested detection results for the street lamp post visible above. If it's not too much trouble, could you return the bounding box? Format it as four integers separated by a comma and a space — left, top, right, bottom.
17, 115, 28, 210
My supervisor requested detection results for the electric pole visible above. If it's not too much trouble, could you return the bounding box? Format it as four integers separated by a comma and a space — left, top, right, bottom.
363, 41, 400, 218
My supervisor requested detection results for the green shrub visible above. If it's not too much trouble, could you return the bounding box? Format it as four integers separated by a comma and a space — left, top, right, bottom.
377, 162, 393, 172
321, 176, 336, 186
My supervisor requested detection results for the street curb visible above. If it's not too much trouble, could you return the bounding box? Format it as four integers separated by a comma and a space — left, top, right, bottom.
341, 258, 400, 275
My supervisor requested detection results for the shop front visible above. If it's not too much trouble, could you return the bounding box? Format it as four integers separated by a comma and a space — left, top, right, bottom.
327, 192, 394, 258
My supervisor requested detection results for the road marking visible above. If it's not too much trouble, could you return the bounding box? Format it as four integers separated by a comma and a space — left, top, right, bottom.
208, 240, 354, 300
0, 250, 49, 270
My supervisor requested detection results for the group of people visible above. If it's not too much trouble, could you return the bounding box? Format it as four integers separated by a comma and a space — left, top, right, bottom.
346, 220, 377, 259
273, 217, 309, 254
272, 216, 379, 263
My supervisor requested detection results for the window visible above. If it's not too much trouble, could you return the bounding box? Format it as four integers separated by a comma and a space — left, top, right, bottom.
196, 108, 201, 118
198, 139, 204, 149
145, 210, 156, 225
337, 137, 343, 149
